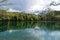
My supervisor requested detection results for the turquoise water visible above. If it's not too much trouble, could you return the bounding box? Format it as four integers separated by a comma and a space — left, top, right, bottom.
0, 21, 60, 40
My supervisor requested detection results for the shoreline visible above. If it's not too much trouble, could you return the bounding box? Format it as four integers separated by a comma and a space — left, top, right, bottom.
0, 20, 60, 22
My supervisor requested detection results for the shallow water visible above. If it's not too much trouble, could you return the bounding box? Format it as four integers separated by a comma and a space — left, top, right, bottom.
0, 21, 60, 40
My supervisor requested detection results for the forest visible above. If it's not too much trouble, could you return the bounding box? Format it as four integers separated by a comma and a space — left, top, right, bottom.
0, 9, 60, 21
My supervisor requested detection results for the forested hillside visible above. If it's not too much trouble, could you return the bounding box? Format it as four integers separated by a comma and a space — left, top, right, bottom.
0, 9, 60, 21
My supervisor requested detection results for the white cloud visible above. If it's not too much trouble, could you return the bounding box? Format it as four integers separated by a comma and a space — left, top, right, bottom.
27, 0, 50, 12
3, 0, 60, 14
25, 0, 60, 13
50, 5, 60, 11
28, 5, 45, 12
7, 8, 21, 12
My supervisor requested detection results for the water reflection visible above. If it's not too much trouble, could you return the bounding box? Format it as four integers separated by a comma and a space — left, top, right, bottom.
0, 27, 60, 40
0, 21, 60, 32
0, 21, 60, 40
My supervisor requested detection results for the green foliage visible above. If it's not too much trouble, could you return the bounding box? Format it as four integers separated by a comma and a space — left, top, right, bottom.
0, 9, 60, 21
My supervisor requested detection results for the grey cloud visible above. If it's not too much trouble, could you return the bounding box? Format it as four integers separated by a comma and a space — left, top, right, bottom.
2, 0, 60, 13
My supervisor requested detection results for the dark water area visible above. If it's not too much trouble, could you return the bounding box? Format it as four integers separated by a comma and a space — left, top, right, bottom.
0, 21, 60, 40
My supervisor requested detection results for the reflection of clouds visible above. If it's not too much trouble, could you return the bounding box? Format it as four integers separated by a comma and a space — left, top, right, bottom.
0, 28, 60, 40
49, 31, 60, 36
48, 31, 60, 40
9, 30, 13, 33
25, 27, 46, 36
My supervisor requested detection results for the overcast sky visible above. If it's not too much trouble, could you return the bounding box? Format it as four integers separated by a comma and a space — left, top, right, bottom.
2, 0, 60, 13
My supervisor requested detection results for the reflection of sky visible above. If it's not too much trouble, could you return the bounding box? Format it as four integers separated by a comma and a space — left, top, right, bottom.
0, 27, 60, 40
1, 0, 60, 13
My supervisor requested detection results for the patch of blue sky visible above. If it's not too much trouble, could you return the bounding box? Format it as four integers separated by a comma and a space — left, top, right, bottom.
1, 0, 60, 13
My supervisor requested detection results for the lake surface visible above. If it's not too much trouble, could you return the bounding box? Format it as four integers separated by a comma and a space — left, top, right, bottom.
0, 21, 60, 40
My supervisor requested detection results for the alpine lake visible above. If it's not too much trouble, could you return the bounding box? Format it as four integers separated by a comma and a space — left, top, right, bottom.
0, 21, 60, 40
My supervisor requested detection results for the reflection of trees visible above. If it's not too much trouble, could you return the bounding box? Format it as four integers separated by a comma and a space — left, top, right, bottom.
0, 21, 8, 32
39, 22, 60, 31
0, 21, 60, 32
